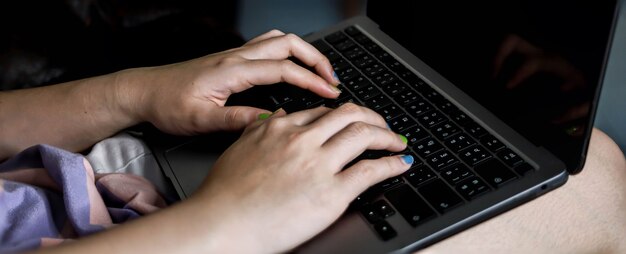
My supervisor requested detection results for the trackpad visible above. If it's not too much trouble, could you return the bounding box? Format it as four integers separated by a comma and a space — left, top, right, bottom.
164, 140, 225, 198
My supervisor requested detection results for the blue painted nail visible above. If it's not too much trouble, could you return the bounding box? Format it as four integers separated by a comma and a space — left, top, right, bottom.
401, 155, 414, 165
332, 71, 340, 82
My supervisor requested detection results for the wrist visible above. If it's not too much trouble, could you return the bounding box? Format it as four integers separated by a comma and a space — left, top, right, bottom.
109, 67, 153, 127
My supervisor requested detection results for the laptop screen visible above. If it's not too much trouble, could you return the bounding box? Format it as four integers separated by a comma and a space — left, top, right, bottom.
368, 0, 617, 172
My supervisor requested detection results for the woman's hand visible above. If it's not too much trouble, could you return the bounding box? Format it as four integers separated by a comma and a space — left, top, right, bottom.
190, 104, 414, 253
119, 30, 341, 135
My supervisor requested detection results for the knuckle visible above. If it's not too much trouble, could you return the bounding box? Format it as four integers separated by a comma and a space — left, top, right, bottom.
349, 161, 379, 183
268, 29, 285, 36
346, 121, 372, 138
336, 102, 364, 116
222, 107, 242, 129
284, 33, 301, 44
215, 56, 242, 67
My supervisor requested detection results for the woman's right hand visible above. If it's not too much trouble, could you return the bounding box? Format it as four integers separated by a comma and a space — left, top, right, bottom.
190, 103, 413, 253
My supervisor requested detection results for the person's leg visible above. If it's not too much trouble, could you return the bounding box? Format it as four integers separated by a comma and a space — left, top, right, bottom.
419, 128, 626, 254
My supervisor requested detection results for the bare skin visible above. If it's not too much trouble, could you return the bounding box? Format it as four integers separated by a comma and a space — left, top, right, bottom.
2, 30, 624, 254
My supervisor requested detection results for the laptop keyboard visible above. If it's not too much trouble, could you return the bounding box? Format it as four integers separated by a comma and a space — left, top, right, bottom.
275, 26, 536, 240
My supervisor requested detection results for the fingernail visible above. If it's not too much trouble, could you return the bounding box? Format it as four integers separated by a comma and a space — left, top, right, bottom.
398, 134, 408, 144
328, 83, 342, 94
258, 113, 271, 120
401, 155, 414, 165
332, 71, 341, 83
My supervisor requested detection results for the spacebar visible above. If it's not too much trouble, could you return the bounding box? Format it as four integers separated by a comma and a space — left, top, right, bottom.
384, 185, 436, 227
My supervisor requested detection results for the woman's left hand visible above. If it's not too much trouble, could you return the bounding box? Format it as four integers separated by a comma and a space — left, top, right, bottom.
118, 29, 340, 135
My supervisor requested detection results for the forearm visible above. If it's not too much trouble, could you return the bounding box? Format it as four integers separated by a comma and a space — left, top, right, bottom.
0, 70, 140, 160
32, 195, 244, 254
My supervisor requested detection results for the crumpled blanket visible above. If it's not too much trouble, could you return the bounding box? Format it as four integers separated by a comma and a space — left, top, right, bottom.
0, 144, 167, 253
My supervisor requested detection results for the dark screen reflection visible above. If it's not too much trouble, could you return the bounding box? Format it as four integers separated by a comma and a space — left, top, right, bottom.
368, 0, 616, 171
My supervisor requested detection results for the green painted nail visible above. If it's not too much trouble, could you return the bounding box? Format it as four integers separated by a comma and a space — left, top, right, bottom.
399, 134, 408, 144
258, 113, 271, 120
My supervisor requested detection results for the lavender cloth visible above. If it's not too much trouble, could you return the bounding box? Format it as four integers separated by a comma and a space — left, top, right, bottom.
0, 145, 167, 253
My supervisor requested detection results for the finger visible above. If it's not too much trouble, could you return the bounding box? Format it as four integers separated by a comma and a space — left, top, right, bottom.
321, 122, 407, 170
281, 106, 332, 126
234, 59, 341, 98
194, 105, 272, 132
237, 33, 338, 85
245, 29, 286, 45
306, 103, 388, 142
242, 108, 288, 136
336, 155, 413, 204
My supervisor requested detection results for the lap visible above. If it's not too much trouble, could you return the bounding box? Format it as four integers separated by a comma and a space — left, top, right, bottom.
419, 128, 626, 254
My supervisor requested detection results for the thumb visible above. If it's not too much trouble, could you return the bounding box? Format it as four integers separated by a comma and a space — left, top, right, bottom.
200, 106, 271, 132
337, 155, 414, 204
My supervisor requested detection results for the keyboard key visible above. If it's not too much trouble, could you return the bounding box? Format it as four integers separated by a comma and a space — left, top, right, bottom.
388, 114, 416, 132
373, 221, 397, 241
385, 184, 436, 227
417, 110, 446, 128
325, 31, 347, 44
327, 95, 358, 108
465, 121, 488, 138
336, 67, 360, 82
365, 94, 392, 110
480, 134, 506, 152
440, 164, 473, 185
393, 89, 420, 105
474, 159, 517, 188
425, 150, 458, 170
433, 100, 458, 114
375, 177, 404, 192
373, 200, 396, 218
431, 121, 460, 140
364, 43, 382, 53
353, 34, 373, 45
311, 39, 332, 53
399, 125, 428, 145
445, 133, 476, 152
345, 76, 370, 91
343, 47, 366, 60
353, 55, 376, 69
414, 138, 444, 158
449, 110, 472, 125
361, 200, 396, 224
459, 145, 492, 166
497, 149, 523, 167
361, 204, 383, 224
354, 85, 381, 101
382, 80, 408, 96
386, 60, 404, 72
376, 104, 404, 121
375, 51, 394, 62
514, 162, 535, 175
364, 63, 386, 77
406, 99, 433, 117
403, 164, 437, 187
418, 179, 463, 214
331, 58, 350, 72
324, 50, 341, 62
335, 39, 356, 52
344, 26, 362, 37
372, 72, 397, 87
456, 177, 490, 200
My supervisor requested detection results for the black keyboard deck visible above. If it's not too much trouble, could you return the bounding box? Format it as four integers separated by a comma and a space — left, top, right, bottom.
273, 26, 536, 241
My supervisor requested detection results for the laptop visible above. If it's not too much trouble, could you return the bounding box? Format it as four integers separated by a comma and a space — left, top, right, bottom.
145, 0, 620, 252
